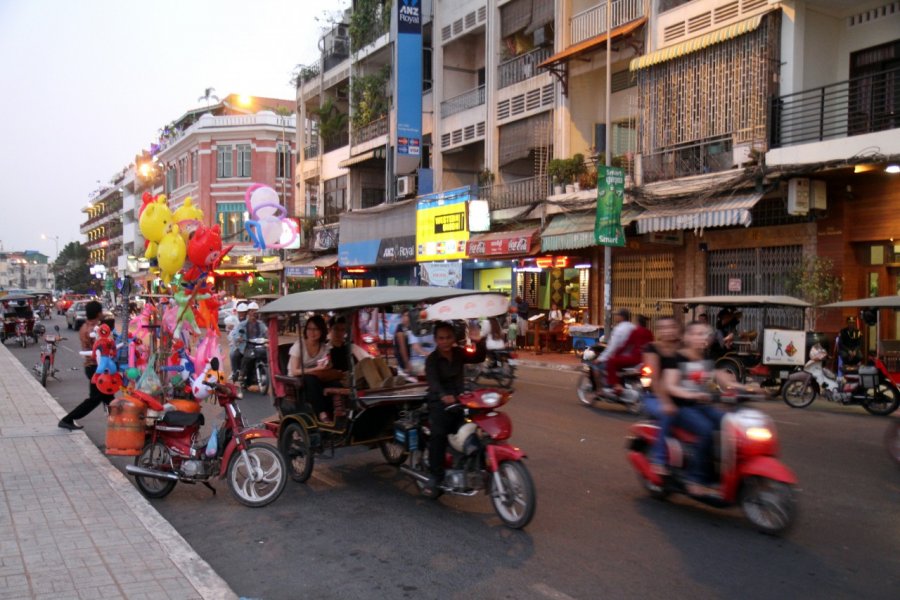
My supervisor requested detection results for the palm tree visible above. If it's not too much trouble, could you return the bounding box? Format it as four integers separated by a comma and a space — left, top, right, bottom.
198, 87, 220, 110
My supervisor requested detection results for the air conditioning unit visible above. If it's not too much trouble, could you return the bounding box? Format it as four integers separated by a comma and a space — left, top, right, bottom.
335, 86, 349, 100
397, 175, 417, 198
331, 38, 349, 56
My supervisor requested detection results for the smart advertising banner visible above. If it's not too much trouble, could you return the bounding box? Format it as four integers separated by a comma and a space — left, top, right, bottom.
394, 0, 423, 176
594, 165, 626, 247
416, 187, 470, 261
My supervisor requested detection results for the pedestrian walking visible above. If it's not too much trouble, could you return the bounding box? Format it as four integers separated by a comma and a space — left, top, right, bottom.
58, 300, 115, 430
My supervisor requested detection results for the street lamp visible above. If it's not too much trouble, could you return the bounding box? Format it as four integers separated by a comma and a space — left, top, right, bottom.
41, 234, 59, 260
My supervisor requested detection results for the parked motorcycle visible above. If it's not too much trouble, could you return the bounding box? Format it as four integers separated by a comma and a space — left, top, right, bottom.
782, 344, 900, 416
576, 345, 650, 414
627, 391, 797, 535
468, 349, 517, 389
32, 325, 65, 387
125, 379, 286, 507
242, 337, 270, 394
398, 388, 536, 529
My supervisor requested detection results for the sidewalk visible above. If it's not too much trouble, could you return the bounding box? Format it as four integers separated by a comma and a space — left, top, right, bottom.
0, 345, 237, 600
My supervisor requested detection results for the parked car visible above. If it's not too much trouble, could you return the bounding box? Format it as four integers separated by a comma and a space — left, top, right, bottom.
66, 301, 90, 330
218, 299, 247, 329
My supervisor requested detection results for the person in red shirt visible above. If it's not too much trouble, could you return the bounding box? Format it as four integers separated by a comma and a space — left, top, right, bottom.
606, 314, 655, 394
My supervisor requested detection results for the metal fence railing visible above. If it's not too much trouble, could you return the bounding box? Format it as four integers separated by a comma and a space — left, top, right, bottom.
480, 175, 551, 210
498, 47, 553, 89
441, 85, 486, 118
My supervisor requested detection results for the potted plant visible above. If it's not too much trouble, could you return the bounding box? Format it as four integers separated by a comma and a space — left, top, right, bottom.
549, 155, 587, 194
570, 154, 586, 192
477, 168, 495, 188
548, 159, 568, 195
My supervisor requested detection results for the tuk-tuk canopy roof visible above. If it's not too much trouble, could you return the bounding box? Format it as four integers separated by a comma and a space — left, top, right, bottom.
665, 295, 811, 308
2, 294, 35, 302
259, 286, 490, 314
820, 295, 900, 309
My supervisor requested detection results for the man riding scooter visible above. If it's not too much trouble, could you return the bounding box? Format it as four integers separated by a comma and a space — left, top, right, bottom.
229, 301, 267, 391
591, 308, 642, 395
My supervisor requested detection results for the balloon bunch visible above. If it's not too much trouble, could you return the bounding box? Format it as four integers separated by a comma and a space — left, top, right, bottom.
243, 184, 298, 250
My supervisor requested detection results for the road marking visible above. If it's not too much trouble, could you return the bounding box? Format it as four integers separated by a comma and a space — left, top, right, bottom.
532, 583, 578, 600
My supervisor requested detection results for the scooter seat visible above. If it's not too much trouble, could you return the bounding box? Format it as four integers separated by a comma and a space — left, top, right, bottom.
161, 411, 205, 427
671, 427, 699, 444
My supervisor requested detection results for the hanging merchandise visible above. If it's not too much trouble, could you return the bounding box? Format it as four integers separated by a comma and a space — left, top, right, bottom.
243, 183, 298, 250
136, 354, 163, 398
139, 194, 173, 259
172, 197, 204, 242
157, 225, 187, 284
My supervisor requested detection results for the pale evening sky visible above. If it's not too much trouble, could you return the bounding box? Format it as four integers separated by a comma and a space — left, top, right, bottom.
0, 0, 348, 258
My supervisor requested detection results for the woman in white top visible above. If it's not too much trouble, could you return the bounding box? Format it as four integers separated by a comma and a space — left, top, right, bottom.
288, 315, 329, 376
480, 317, 508, 351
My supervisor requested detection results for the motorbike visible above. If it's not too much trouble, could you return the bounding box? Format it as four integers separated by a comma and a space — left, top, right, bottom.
781, 344, 900, 416
627, 391, 797, 535
37, 304, 51, 320
32, 324, 65, 387
242, 337, 270, 393
398, 388, 536, 529
576, 345, 650, 415
468, 348, 517, 389
125, 380, 287, 507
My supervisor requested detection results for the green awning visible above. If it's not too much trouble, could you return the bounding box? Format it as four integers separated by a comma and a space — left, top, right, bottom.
629, 12, 769, 71
540, 210, 638, 252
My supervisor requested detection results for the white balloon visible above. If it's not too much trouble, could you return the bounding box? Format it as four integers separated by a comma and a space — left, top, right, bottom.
261, 217, 283, 246
248, 186, 280, 220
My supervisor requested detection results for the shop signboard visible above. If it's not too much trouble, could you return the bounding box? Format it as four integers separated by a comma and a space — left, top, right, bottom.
467, 233, 533, 257
416, 187, 470, 261
594, 165, 626, 247
419, 262, 463, 288
393, 0, 422, 176
762, 329, 806, 366
285, 266, 316, 278
339, 235, 416, 266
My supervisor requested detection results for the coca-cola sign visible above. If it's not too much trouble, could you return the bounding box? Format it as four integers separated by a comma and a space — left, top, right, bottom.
467, 232, 534, 257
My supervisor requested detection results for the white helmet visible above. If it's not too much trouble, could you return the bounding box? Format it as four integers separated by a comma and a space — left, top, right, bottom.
236, 303, 249, 313
247, 301, 260, 310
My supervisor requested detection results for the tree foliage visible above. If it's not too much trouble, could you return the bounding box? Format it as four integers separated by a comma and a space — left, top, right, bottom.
785, 256, 843, 330
350, 65, 390, 129
53, 242, 92, 293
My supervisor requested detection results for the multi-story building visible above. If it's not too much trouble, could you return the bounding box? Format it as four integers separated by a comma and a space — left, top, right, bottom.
0, 251, 54, 291
81, 180, 124, 273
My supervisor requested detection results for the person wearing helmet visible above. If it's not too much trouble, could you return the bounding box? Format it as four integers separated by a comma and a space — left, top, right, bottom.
229, 302, 267, 387
227, 303, 249, 381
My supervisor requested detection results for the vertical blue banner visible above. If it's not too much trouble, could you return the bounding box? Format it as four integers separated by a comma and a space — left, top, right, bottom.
394, 0, 423, 175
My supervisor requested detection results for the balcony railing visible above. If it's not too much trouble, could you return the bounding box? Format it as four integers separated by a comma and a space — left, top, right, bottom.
641, 137, 734, 184
441, 85, 486, 118
480, 175, 551, 210
570, 0, 644, 46
498, 47, 553, 89
303, 143, 320, 160
770, 66, 900, 148
351, 115, 389, 146
323, 130, 350, 153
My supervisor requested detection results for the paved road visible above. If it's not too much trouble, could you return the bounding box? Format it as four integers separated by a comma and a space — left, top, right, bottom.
10, 315, 900, 599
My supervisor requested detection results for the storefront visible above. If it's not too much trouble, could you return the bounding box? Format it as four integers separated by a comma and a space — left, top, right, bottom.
463, 227, 541, 295
339, 200, 417, 286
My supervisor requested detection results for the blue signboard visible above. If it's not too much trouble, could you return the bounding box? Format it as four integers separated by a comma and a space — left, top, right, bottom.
394, 0, 423, 175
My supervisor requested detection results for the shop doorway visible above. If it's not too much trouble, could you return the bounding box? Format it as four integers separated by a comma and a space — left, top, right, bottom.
611, 253, 675, 321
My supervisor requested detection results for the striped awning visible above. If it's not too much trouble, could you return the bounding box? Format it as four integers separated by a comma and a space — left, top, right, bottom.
629, 13, 768, 71
338, 147, 385, 169
541, 209, 639, 251
634, 193, 762, 234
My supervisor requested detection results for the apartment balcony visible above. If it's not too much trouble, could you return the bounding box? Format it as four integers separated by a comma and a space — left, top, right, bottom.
480, 175, 551, 211
498, 47, 553, 89
768, 66, 900, 166
640, 137, 734, 184
570, 0, 644, 46
303, 142, 320, 160
351, 115, 389, 147
323, 130, 350, 154
441, 85, 486, 118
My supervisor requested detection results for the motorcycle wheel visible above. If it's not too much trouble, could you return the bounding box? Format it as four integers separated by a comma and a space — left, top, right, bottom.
279, 421, 314, 483
489, 460, 536, 529
576, 374, 596, 406
739, 476, 795, 535
782, 380, 817, 408
496, 362, 515, 389
624, 384, 643, 415
256, 364, 269, 395
20, 335, 26, 349
379, 440, 408, 465
862, 384, 900, 416
227, 442, 287, 508
133, 443, 177, 499
885, 421, 900, 465
40, 358, 50, 387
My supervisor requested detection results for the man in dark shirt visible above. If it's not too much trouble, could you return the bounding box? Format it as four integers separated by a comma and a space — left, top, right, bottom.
59, 301, 114, 430
423, 321, 486, 496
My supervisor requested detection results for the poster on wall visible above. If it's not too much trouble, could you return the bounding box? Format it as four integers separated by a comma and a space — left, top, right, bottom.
419, 262, 463, 288
762, 329, 806, 366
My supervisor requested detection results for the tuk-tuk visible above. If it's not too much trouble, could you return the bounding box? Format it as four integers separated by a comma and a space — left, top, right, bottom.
259, 286, 536, 528
666, 295, 814, 389
821, 294, 900, 385
1, 294, 37, 347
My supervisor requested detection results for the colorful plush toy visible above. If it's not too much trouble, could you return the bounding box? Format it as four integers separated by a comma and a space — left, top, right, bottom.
183, 224, 233, 283
90, 324, 123, 394
190, 358, 226, 400
139, 194, 172, 259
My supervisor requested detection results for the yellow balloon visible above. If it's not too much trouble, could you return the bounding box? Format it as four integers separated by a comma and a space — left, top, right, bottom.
157, 226, 186, 283
172, 197, 204, 235
139, 199, 173, 244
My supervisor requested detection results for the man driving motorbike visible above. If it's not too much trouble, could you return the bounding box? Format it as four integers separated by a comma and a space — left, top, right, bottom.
423, 321, 486, 497
229, 301, 267, 389
592, 308, 635, 392
838, 316, 862, 370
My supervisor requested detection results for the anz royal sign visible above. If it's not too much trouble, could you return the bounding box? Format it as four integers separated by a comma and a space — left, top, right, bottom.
394, 0, 423, 175
398, 0, 421, 29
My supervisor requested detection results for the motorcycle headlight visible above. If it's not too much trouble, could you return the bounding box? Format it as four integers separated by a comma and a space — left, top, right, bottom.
746, 427, 773, 442
481, 392, 501, 407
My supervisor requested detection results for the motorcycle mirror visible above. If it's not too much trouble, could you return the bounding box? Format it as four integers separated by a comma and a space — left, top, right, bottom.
54, 325, 60, 332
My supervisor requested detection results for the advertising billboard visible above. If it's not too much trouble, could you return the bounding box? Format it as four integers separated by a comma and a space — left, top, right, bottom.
394, 0, 423, 176
415, 187, 470, 261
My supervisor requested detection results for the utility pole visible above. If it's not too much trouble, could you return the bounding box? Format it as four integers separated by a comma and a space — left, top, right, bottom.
603, 1, 613, 335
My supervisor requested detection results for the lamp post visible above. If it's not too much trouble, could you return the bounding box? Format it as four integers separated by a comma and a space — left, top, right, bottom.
41, 234, 59, 260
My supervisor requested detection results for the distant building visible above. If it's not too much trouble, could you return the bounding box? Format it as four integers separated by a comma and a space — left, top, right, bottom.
0, 251, 53, 290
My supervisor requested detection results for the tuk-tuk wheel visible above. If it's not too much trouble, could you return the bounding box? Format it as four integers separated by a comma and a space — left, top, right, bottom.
279, 421, 314, 483
379, 440, 408, 465
716, 357, 744, 383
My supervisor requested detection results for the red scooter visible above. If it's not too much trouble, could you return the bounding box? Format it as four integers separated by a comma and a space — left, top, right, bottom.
398, 388, 537, 529
627, 392, 797, 535
126, 377, 287, 507
32, 324, 65, 387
